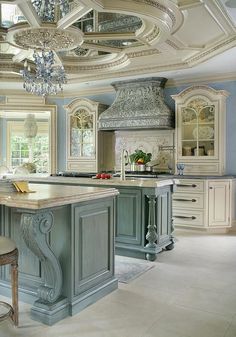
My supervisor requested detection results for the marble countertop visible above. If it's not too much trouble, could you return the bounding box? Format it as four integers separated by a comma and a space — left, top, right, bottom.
1, 173, 235, 191
0, 183, 119, 210
164, 175, 236, 179
24, 175, 177, 188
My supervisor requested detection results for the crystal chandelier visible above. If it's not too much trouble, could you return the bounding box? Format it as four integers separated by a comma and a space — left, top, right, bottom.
32, 0, 69, 22
21, 50, 67, 96
8, 0, 83, 96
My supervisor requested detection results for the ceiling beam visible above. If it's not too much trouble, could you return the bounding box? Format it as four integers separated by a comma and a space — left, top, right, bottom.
79, 0, 104, 11
82, 41, 122, 53
17, 0, 41, 27
84, 32, 136, 41
57, 5, 92, 29
12, 49, 32, 62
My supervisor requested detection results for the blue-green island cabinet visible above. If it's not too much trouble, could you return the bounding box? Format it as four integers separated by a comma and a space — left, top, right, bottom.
31, 180, 175, 261
115, 185, 174, 261
0, 184, 118, 325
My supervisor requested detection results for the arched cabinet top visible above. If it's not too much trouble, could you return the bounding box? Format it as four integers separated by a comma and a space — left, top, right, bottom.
171, 85, 229, 104
64, 98, 108, 115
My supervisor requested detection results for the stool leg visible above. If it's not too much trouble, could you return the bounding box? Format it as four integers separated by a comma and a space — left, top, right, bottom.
11, 254, 18, 326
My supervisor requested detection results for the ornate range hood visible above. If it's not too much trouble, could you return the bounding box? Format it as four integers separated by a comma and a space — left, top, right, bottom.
98, 77, 174, 130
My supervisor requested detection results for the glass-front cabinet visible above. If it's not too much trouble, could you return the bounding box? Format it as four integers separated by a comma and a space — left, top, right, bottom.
172, 86, 229, 175
65, 98, 114, 173
70, 108, 95, 158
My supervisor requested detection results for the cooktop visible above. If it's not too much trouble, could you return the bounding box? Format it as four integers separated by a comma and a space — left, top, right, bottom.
50, 171, 171, 178
51, 172, 96, 178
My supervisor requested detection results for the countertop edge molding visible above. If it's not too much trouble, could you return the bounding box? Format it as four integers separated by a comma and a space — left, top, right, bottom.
0, 184, 119, 209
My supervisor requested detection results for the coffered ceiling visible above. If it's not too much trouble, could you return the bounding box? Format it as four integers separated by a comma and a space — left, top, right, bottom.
0, 0, 236, 95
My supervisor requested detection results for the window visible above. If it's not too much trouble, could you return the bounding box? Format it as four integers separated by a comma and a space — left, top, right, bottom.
7, 121, 49, 173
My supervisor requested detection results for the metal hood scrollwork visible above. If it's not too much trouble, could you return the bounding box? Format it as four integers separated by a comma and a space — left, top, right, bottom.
98, 77, 174, 130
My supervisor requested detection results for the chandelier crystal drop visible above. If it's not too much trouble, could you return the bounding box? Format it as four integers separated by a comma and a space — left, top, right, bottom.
32, 0, 70, 22
20, 50, 67, 96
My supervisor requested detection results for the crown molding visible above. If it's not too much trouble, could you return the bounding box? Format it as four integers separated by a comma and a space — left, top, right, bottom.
0, 72, 235, 98
62, 85, 115, 98
166, 73, 236, 87
64, 73, 236, 97
178, 0, 202, 10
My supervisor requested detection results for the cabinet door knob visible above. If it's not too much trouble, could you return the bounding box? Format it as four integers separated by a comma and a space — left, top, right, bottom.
209, 187, 213, 189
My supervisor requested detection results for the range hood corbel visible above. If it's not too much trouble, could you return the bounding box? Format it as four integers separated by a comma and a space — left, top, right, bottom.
98, 77, 174, 131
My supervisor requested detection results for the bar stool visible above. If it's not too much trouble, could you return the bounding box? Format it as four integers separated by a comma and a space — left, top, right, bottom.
0, 236, 18, 326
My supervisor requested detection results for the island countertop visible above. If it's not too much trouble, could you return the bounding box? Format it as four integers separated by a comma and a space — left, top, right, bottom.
0, 183, 119, 210
11, 175, 177, 188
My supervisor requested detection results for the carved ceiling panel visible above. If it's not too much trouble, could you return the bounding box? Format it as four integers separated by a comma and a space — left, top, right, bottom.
0, 0, 235, 92
175, 5, 226, 47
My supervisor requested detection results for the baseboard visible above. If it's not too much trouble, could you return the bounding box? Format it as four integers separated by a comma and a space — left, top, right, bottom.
174, 226, 231, 234
229, 220, 236, 232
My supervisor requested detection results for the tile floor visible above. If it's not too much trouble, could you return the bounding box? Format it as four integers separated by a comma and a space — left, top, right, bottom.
1, 230, 236, 337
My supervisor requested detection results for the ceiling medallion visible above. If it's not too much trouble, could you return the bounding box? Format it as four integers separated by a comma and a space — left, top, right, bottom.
8, 23, 83, 52
5, 0, 83, 96
7, 21, 83, 96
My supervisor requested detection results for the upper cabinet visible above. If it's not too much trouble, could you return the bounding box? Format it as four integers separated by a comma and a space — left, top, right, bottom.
64, 98, 114, 173
172, 86, 229, 175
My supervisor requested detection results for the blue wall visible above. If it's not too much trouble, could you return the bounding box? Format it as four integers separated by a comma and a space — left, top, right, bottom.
48, 80, 236, 174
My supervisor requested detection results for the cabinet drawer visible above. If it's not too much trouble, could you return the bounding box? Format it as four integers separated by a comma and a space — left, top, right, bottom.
173, 193, 204, 209
175, 180, 204, 193
67, 160, 96, 172
183, 163, 220, 176
173, 210, 205, 227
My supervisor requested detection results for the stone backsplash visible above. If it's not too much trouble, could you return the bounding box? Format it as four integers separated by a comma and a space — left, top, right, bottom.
114, 129, 175, 172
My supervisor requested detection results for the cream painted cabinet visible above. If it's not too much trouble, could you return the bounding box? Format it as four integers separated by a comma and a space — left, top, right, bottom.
172, 86, 229, 175
64, 98, 114, 173
208, 180, 230, 227
173, 178, 232, 231
173, 179, 206, 229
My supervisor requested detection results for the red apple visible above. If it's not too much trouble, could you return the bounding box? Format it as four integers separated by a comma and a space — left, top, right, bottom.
101, 173, 106, 179
96, 173, 101, 179
105, 174, 111, 179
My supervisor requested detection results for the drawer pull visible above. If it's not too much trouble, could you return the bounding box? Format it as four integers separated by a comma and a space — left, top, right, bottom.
174, 215, 196, 220
173, 198, 197, 202
177, 184, 197, 188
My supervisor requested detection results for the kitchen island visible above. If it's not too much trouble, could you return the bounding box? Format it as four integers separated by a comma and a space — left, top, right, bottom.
0, 183, 119, 325
27, 176, 177, 261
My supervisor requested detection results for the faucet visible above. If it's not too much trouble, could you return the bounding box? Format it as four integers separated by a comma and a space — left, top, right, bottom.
120, 149, 129, 181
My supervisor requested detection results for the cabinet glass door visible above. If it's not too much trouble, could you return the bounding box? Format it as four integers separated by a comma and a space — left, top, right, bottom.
70, 108, 95, 158
181, 99, 215, 158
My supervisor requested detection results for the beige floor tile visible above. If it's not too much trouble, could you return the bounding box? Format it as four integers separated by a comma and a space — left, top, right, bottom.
1, 230, 236, 337
145, 304, 231, 337
172, 286, 236, 317
224, 314, 236, 337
